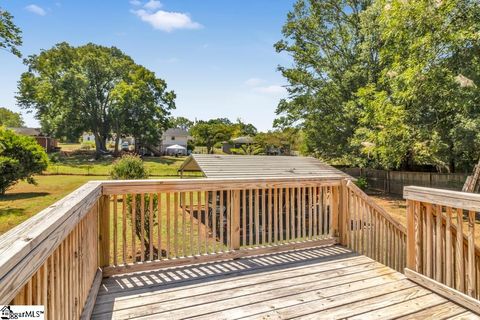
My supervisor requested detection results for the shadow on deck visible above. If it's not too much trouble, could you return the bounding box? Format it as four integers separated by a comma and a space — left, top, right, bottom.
92, 245, 477, 319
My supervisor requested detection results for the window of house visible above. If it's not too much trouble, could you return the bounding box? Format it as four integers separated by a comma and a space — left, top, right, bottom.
171, 136, 175, 140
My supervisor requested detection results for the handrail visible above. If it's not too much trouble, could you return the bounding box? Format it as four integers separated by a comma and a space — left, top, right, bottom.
344, 180, 407, 272
0, 181, 102, 303
405, 186, 480, 305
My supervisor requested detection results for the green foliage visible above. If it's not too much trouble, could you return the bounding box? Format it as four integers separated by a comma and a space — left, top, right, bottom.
169, 116, 194, 131
354, 177, 369, 191
17, 42, 175, 154
109, 154, 159, 259
0, 8, 22, 57
110, 154, 149, 180
80, 141, 95, 150
0, 107, 24, 127
190, 118, 234, 154
0, 127, 48, 194
276, 0, 480, 172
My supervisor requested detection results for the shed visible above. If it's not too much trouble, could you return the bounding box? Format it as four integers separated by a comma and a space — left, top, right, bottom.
179, 154, 351, 179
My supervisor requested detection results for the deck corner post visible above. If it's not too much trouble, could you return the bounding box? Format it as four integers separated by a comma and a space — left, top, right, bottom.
338, 179, 348, 245
98, 194, 111, 267
230, 190, 241, 250
406, 198, 417, 271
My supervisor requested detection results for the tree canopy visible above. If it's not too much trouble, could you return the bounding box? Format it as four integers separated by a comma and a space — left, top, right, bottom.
0, 107, 24, 127
276, 0, 480, 172
0, 7, 22, 57
17, 42, 175, 154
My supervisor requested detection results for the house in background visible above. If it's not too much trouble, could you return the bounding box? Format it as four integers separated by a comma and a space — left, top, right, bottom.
160, 128, 189, 155
8, 127, 58, 152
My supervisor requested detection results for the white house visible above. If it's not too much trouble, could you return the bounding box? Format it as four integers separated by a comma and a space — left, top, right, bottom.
160, 128, 189, 155
82, 132, 95, 143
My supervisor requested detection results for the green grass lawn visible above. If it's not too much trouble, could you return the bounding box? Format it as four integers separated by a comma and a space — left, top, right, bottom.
46, 153, 201, 176
0, 175, 108, 234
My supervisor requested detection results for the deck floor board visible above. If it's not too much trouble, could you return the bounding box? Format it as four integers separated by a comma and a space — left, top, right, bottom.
92, 245, 478, 320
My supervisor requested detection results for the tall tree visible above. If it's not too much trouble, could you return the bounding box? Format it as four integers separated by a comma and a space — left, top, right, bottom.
275, 0, 372, 160
190, 119, 234, 153
0, 107, 24, 127
0, 7, 22, 57
17, 42, 175, 154
168, 116, 194, 131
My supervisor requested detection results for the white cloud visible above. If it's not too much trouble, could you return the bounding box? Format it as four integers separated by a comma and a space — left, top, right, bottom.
25, 4, 46, 16
253, 85, 286, 95
144, 0, 162, 10
133, 9, 202, 32
130, 0, 142, 5
245, 78, 266, 86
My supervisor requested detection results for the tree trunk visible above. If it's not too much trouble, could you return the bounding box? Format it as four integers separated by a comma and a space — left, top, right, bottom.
114, 132, 120, 155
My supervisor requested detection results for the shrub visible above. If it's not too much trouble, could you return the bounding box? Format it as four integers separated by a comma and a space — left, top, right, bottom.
110, 154, 149, 180
355, 176, 369, 190
110, 155, 160, 259
0, 127, 49, 194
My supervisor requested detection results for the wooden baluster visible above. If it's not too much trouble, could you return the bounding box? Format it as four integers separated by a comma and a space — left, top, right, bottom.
140, 193, 145, 261
456, 208, 465, 292
255, 189, 260, 245
302, 187, 307, 239
99, 195, 110, 267
446, 207, 453, 287
242, 189, 247, 246
308, 187, 313, 239
435, 205, 442, 282
227, 190, 231, 249
132, 194, 137, 263
181, 192, 186, 257
279, 188, 283, 243
285, 187, 290, 241
467, 210, 476, 297
205, 191, 209, 254
174, 192, 179, 258
425, 204, 433, 278
122, 194, 127, 264
157, 193, 162, 260
113, 195, 118, 266
197, 191, 202, 255
212, 191, 217, 253
166, 193, 171, 259
149, 194, 154, 261
231, 190, 240, 250
297, 187, 301, 239
290, 187, 295, 241
219, 191, 224, 251
262, 189, 266, 245
274, 188, 278, 244
313, 186, 317, 239
249, 189, 254, 246
269, 188, 273, 243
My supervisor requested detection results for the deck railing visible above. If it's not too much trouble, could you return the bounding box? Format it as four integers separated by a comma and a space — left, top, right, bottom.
344, 181, 407, 273
405, 186, 480, 313
4, 177, 480, 319
99, 177, 342, 276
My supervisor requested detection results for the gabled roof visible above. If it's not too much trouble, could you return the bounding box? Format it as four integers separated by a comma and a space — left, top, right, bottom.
164, 128, 189, 136
231, 136, 254, 144
179, 154, 351, 179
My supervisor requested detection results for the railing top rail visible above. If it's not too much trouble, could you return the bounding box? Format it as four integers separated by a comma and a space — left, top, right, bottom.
404, 186, 480, 212
100, 176, 347, 195
0, 181, 102, 289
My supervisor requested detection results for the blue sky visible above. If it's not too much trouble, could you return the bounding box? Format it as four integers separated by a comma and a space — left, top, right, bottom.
0, 1, 295, 131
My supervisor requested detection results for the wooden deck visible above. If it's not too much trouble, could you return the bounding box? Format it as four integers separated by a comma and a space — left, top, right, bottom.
91, 245, 478, 319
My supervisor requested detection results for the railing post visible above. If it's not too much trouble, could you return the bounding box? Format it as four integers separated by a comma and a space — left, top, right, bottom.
406, 199, 417, 271
338, 180, 348, 245
331, 185, 339, 239
230, 190, 241, 250
98, 195, 110, 267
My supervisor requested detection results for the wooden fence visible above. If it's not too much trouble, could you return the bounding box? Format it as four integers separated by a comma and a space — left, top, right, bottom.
342, 167, 468, 195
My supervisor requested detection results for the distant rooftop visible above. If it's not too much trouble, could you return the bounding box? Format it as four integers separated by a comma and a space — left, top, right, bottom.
179, 154, 351, 179
7, 127, 43, 136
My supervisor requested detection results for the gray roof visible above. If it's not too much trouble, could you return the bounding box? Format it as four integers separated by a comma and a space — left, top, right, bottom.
8, 127, 42, 136
179, 154, 351, 179
164, 128, 189, 136
231, 136, 254, 144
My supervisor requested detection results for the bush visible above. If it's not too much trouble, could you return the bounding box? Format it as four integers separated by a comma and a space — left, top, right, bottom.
355, 176, 369, 190
110, 155, 160, 259
110, 154, 149, 179
0, 128, 49, 194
